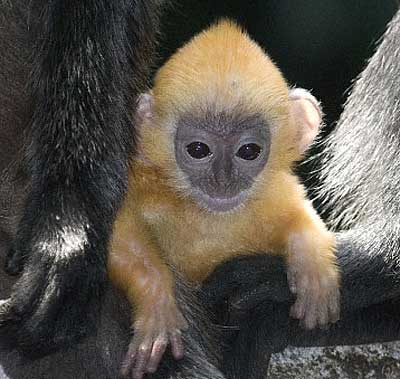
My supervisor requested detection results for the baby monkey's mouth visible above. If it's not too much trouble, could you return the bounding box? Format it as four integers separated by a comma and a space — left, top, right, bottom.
192, 189, 249, 213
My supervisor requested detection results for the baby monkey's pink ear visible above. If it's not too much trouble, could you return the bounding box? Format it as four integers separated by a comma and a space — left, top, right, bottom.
289, 88, 322, 155
136, 92, 155, 123
134, 92, 156, 162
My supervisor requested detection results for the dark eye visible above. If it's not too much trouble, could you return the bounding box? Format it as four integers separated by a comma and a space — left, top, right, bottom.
236, 143, 261, 161
186, 142, 212, 159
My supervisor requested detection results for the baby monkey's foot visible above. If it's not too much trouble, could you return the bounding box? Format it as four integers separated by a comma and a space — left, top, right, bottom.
287, 263, 340, 329
120, 298, 187, 379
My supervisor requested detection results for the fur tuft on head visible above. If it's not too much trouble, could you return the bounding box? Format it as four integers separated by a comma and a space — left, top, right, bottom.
153, 19, 289, 125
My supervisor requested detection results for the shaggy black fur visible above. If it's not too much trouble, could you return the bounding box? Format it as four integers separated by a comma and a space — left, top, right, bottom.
0, 0, 162, 353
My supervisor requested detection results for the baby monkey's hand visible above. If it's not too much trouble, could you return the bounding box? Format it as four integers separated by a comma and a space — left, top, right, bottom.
120, 293, 187, 379
287, 231, 340, 329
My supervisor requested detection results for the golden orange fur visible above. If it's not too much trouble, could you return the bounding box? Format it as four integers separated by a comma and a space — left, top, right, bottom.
108, 19, 340, 376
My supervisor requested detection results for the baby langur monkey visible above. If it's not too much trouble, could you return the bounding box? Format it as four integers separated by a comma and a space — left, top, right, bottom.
109, 20, 340, 379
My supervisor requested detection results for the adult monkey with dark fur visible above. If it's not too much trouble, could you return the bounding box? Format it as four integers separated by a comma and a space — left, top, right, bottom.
1, 3, 400, 379
1, 8, 400, 378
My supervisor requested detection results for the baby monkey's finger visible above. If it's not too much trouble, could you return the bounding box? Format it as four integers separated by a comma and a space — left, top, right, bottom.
328, 288, 340, 323
170, 330, 184, 360
120, 341, 137, 379
146, 335, 168, 373
132, 342, 152, 379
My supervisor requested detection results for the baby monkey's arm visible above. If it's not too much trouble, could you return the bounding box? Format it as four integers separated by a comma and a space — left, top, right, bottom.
108, 203, 186, 379
281, 88, 340, 329
285, 203, 340, 329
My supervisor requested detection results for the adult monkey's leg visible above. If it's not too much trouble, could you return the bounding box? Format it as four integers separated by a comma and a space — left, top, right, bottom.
0, 0, 162, 354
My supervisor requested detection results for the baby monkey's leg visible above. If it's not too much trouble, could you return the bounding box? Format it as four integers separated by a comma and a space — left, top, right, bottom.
109, 220, 187, 379
286, 212, 340, 329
